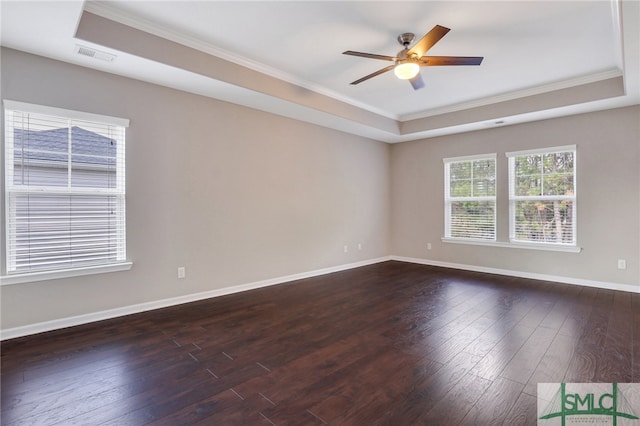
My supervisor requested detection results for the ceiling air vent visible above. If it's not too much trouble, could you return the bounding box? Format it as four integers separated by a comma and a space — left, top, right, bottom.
75, 45, 116, 62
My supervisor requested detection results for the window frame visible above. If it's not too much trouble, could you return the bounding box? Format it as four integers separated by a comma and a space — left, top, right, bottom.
443, 153, 497, 242
506, 145, 577, 247
2, 100, 131, 285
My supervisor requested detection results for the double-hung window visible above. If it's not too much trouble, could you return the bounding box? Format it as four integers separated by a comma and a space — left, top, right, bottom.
507, 145, 576, 246
444, 154, 496, 240
4, 100, 129, 279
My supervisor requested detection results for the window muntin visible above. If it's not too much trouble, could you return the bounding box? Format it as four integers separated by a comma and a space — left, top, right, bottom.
4, 101, 128, 274
507, 146, 576, 245
444, 154, 496, 240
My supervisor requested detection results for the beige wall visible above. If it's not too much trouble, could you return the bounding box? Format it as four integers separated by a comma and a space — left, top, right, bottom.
390, 106, 640, 288
0, 48, 390, 329
1, 47, 639, 333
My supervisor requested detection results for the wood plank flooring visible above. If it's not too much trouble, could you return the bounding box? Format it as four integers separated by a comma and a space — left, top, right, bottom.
1, 261, 638, 425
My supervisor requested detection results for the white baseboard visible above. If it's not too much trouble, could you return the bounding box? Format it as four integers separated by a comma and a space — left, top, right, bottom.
3, 254, 638, 340
390, 255, 640, 294
0, 256, 392, 341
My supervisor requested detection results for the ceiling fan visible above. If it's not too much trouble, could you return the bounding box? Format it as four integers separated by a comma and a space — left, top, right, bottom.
343, 25, 483, 90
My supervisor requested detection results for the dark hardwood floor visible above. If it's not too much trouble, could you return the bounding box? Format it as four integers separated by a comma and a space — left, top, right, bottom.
1, 261, 638, 425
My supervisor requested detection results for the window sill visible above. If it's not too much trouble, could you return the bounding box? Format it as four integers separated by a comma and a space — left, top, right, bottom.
441, 238, 581, 253
0, 262, 133, 285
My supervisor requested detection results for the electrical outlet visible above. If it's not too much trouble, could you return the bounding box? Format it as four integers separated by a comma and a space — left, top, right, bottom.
427, 243, 432, 250
177, 266, 186, 278
358, 243, 362, 251
343, 245, 348, 253
617, 259, 626, 270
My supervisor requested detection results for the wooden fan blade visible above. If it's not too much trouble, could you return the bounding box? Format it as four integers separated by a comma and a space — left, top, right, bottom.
342, 51, 397, 61
350, 65, 395, 85
407, 25, 450, 58
409, 73, 425, 90
418, 56, 484, 66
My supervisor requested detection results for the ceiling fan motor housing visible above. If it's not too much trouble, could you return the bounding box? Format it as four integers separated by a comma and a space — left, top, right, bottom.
396, 33, 419, 62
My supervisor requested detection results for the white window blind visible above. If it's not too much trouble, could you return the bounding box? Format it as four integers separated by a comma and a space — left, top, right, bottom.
507, 145, 576, 245
4, 101, 128, 274
444, 154, 496, 240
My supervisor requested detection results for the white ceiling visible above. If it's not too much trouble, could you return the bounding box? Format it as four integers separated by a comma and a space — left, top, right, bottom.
1, 1, 639, 143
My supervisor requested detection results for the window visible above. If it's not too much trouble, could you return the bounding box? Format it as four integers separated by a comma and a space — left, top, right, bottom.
507, 145, 576, 246
4, 100, 129, 276
444, 154, 496, 240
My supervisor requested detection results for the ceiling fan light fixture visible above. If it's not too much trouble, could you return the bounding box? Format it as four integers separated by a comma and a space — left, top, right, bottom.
394, 61, 420, 80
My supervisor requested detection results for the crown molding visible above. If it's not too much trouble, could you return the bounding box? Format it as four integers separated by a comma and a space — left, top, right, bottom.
82, 2, 629, 126
82, 1, 397, 120
399, 68, 624, 122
